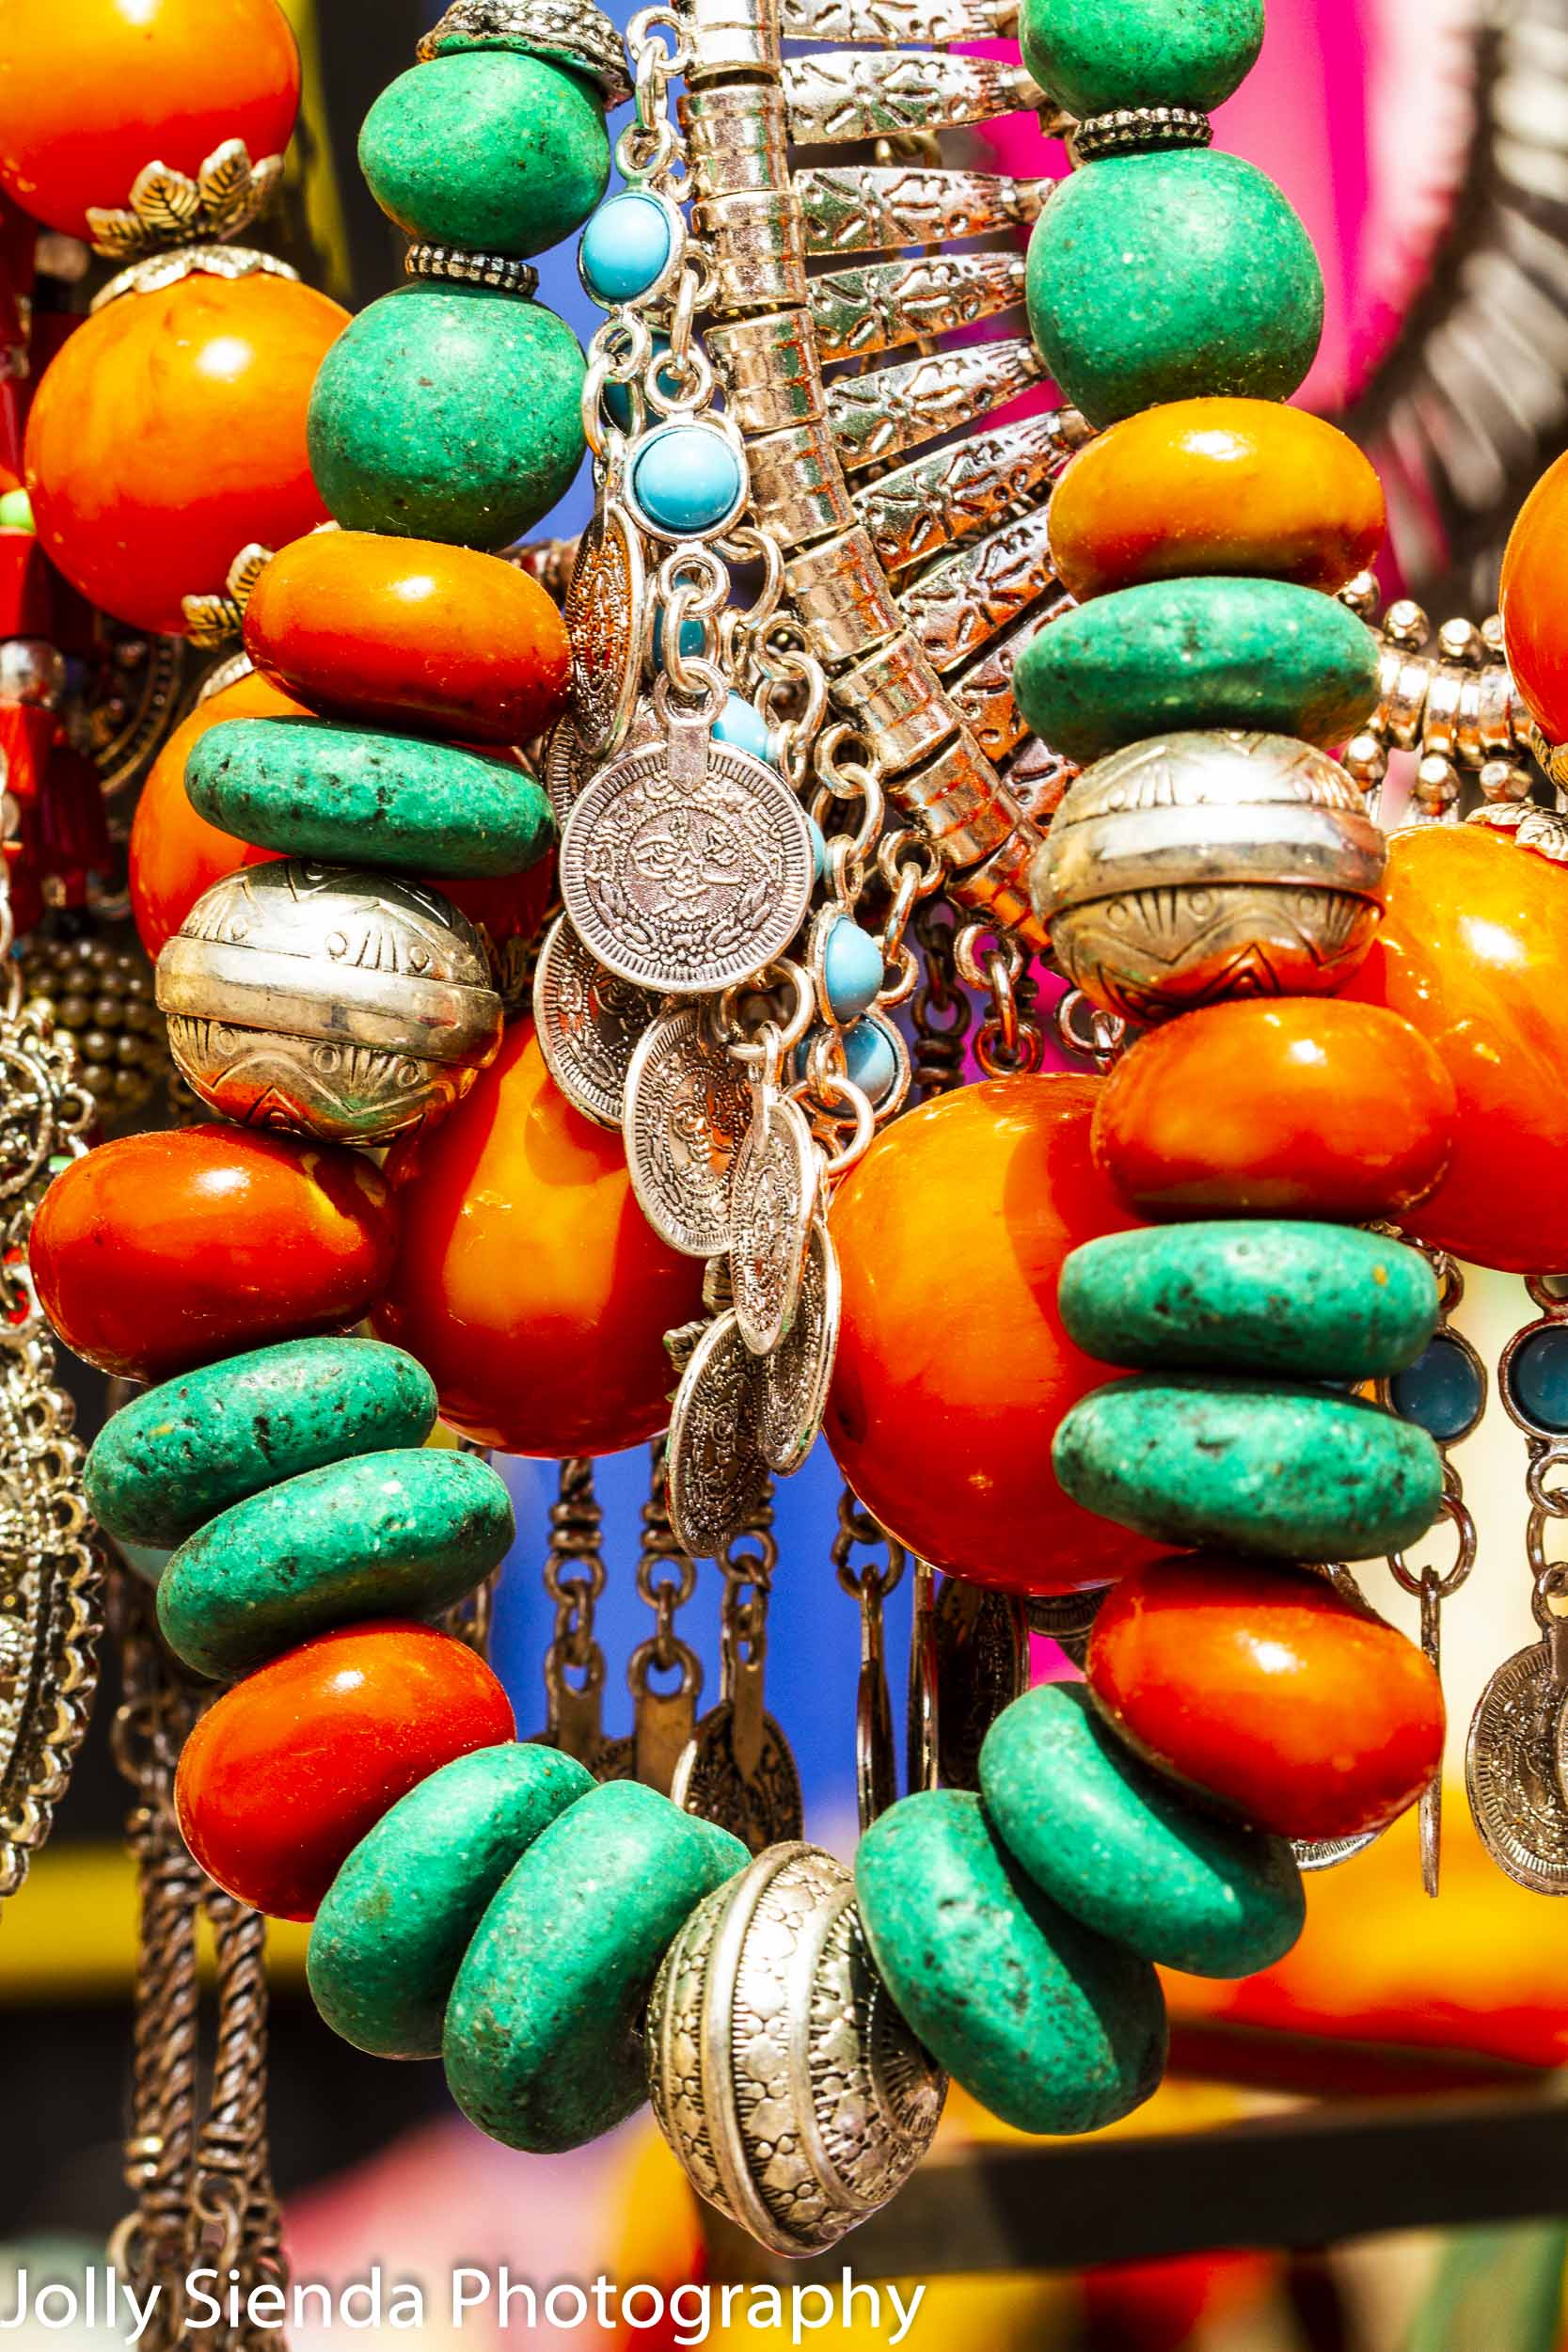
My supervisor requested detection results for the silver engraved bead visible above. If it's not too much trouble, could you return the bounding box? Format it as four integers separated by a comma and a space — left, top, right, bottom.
155, 860, 502, 1144
417, 0, 632, 107
1031, 732, 1388, 1024
646, 1843, 946, 2257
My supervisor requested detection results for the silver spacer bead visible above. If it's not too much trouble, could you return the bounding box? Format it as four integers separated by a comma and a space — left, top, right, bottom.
1069, 104, 1212, 161
405, 244, 541, 296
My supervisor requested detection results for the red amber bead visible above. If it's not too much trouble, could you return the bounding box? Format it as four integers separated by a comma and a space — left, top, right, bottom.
24, 270, 346, 637
129, 668, 294, 957
374, 1024, 705, 1455
175, 1621, 515, 1920
244, 531, 572, 745
0, 0, 301, 243
1501, 447, 1568, 744
826, 1074, 1162, 1595
1048, 398, 1386, 602
1087, 1553, 1445, 1842
1345, 824, 1568, 1272
1093, 997, 1456, 1221
30, 1125, 399, 1381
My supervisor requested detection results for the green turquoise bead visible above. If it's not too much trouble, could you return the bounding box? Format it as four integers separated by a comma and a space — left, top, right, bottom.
855, 1789, 1165, 2135
308, 284, 586, 548
1012, 578, 1380, 764
1053, 1375, 1444, 1561
360, 53, 609, 261
84, 1337, 436, 1549
309, 1742, 594, 2058
444, 1781, 747, 2152
1020, 0, 1263, 116
1058, 1222, 1440, 1381
978, 1685, 1305, 1979
185, 717, 555, 879
156, 1447, 515, 1679
1026, 151, 1323, 426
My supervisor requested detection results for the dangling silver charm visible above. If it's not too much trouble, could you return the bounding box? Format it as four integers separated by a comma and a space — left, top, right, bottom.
729, 1084, 817, 1356
667, 1311, 771, 1558
533, 915, 659, 1131
756, 1214, 841, 1472
625, 1008, 752, 1258
646, 1844, 946, 2255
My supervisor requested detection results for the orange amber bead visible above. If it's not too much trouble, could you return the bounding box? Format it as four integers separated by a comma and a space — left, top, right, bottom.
1093, 997, 1456, 1221
0, 0, 300, 242
1345, 825, 1568, 1273
30, 1125, 399, 1381
1501, 447, 1568, 742
373, 1024, 705, 1455
175, 1622, 516, 1920
245, 531, 571, 745
24, 270, 346, 637
1048, 398, 1385, 602
129, 669, 294, 958
826, 1074, 1163, 1595
1087, 1553, 1445, 1842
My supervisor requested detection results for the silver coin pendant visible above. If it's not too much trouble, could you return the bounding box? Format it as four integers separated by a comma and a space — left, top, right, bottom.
625, 1009, 752, 1258
1467, 1641, 1568, 1893
757, 1215, 842, 1474
533, 914, 659, 1130
667, 1311, 771, 1559
730, 1089, 818, 1356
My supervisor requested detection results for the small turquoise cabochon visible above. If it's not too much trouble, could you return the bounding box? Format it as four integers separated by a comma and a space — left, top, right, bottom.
629, 422, 745, 537
580, 190, 676, 305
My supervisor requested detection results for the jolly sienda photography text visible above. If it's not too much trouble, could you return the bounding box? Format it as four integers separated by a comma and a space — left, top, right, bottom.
0, 2265, 929, 2345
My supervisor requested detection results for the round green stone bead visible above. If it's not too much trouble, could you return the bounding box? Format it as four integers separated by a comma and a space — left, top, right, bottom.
185, 717, 555, 879
854, 1789, 1166, 2136
979, 1685, 1305, 1979
1026, 151, 1323, 426
1053, 1375, 1444, 1562
1012, 577, 1380, 765
360, 53, 609, 262
1058, 1222, 1440, 1381
309, 1742, 594, 2059
1021, 0, 1263, 117
156, 1447, 515, 1680
308, 284, 586, 548
444, 1780, 747, 2153
84, 1336, 436, 1549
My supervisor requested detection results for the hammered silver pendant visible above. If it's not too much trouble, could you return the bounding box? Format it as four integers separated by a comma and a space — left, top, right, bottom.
757, 1215, 841, 1473
667, 1311, 770, 1558
558, 736, 816, 996
671, 1702, 805, 1854
533, 914, 659, 1130
625, 1009, 752, 1258
730, 1089, 818, 1356
565, 500, 644, 758
1466, 1641, 1568, 1893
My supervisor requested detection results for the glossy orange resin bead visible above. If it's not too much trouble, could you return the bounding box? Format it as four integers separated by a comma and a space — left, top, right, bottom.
1093, 997, 1456, 1221
374, 1023, 705, 1455
24, 270, 346, 637
1087, 1553, 1445, 1842
0, 0, 300, 242
129, 668, 296, 958
1345, 825, 1568, 1272
826, 1074, 1162, 1595
245, 530, 571, 745
1501, 446, 1568, 743
175, 1621, 516, 1920
1048, 398, 1385, 601
30, 1126, 399, 1381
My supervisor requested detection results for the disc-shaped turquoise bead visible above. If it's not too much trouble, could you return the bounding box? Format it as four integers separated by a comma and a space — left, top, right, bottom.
1053, 1375, 1443, 1561
979, 1685, 1305, 1978
444, 1781, 747, 2152
85, 1336, 436, 1549
309, 1742, 594, 2058
308, 285, 586, 548
1020, 0, 1263, 116
186, 717, 555, 879
1026, 151, 1323, 426
1012, 577, 1380, 765
156, 1447, 515, 1679
1058, 1222, 1440, 1381
360, 53, 610, 260
854, 1789, 1166, 2136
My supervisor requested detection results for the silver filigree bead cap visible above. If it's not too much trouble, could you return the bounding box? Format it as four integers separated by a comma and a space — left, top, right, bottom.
646, 1843, 946, 2257
155, 860, 502, 1145
417, 0, 633, 109
1030, 729, 1387, 1025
